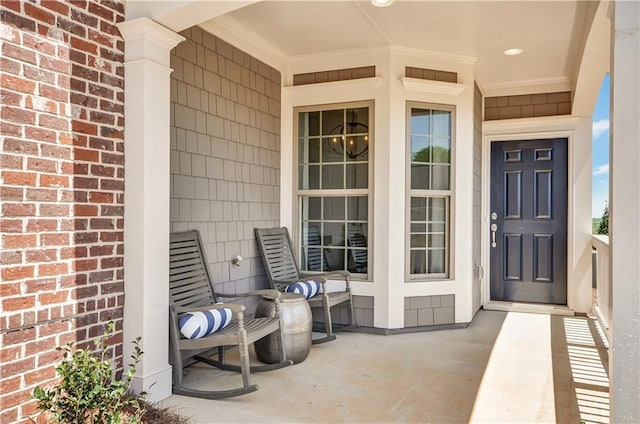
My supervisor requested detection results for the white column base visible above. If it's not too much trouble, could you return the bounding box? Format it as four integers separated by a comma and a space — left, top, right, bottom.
131, 365, 173, 402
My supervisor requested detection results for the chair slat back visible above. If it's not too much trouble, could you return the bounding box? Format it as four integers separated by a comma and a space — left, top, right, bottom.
348, 232, 368, 265
170, 231, 217, 308
304, 225, 328, 272
255, 227, 301, 286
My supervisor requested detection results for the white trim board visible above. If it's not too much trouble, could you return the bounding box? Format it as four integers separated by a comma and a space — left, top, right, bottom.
482, 76, 572, 98
400, 77, 467, 95
480, 115, 591, 314
483, 115, 582, 135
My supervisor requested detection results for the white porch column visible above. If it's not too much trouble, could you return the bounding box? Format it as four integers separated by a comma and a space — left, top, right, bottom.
117, 18, 184, 401
611, 1, 640, 421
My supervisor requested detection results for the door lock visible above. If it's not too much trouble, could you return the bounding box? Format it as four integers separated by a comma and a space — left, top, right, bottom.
491, 224, 497, 248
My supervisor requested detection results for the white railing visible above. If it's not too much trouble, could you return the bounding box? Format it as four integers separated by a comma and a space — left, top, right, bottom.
592, 234, 611, 343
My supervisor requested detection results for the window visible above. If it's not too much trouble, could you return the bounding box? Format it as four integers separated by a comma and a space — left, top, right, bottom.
407, 103, 453, 279
296, 102, 372, 277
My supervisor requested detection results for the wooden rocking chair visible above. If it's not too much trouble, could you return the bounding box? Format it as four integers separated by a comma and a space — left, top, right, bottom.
254, 227, 356, 344
169, 230, 292, 399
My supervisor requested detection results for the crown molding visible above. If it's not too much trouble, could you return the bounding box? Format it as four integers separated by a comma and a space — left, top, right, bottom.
287, 44, 478, 70
400, 77, 467, 95
483, 76, 572, 97
283, 76, 383, 96
117, 17, 185, 48
117, 18, 185, 65
288, 45, 391, 67
391, 46, 477, 65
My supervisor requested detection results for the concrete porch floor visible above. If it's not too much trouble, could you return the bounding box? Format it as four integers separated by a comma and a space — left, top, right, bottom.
160, 310, 609, 423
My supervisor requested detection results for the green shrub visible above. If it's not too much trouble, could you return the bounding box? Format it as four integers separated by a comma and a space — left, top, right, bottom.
33, 321, 145, 424
596, 203, 609, 235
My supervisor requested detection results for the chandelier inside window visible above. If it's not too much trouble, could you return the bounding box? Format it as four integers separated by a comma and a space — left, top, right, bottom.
326, 110, 369, 160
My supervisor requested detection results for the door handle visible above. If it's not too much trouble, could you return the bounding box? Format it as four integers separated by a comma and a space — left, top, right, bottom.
491, 224, 497, 248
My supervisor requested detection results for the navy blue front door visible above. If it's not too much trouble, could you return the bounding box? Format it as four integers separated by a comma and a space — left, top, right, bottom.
490, 138, 568, 305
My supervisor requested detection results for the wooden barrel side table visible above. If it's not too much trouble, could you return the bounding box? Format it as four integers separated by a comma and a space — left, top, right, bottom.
254, 292, 312, 364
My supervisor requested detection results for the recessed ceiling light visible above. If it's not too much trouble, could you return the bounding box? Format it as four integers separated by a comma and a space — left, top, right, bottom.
371, 0, 394, 7
504, 48, 524, 56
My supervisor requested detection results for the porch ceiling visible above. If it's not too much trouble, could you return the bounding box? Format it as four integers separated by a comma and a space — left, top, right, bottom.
203, 0, 590, 93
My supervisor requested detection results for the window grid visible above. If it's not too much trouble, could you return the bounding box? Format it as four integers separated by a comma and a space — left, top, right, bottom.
300, 196, 368, 274
296, 103, 372, 278
408, 104, 453, 279
298, 108, 369, 192
409, 196, 449, 276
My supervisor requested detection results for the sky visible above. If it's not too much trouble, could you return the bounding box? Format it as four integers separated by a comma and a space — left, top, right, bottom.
592, 74, 610, 218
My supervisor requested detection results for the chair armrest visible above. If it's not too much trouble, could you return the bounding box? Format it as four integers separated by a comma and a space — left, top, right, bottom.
275, 276, 328, 283
328, 270, 351, 279
299, 271, 325, 278
301, 271, 350, 290
301, 270, 350, 279
171, 303, 245, 315
216, 289, 281, 300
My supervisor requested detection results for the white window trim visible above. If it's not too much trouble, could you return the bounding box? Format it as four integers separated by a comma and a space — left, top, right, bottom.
405, 101, 456, 282
293, 100, 375, 280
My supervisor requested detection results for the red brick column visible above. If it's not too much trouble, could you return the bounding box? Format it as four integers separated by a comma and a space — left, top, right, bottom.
0, 1, 125, 422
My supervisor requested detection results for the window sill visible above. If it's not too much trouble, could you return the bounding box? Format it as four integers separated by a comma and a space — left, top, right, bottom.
406, 277, 452, 283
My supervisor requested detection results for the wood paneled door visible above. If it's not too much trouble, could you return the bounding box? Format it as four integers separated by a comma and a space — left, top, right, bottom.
490, 138, 568, 305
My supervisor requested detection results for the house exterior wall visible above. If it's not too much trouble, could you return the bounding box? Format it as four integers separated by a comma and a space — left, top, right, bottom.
394, 52, 476, 327
293, 66, 376, 86
313, 294, 375, 327
169, 26, 281, 308
281, 48, 476, 330
0, 1, 125, 422
0, 1, 608, 419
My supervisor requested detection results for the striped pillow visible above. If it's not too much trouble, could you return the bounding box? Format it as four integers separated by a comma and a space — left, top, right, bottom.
285, 280, 322, 299
178, 308, 233, 339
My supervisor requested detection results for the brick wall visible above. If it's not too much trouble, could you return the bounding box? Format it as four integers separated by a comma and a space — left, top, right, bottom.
169, 27, 281, 312
0, 1, 125, 422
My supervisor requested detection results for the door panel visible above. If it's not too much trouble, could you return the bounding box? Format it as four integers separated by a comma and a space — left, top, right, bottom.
504, 234, 523, 281
534, 170, 552, 218
533, 234, 553, 282
505, 171, 522, 218
490, 138, 568, 305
